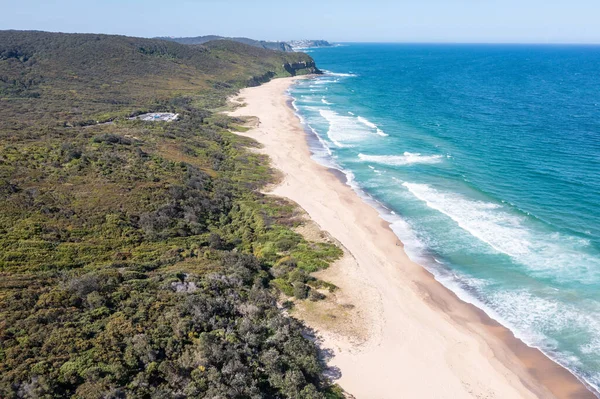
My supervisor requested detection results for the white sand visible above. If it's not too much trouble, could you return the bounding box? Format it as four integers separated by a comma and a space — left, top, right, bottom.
228, 77, 593, 399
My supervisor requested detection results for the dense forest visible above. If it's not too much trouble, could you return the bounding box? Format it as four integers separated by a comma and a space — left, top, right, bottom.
157, 37, 333, 53
0, 31, 343, 398
157, 36, 294, 52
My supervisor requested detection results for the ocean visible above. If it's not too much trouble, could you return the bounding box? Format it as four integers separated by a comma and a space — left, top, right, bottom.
289, 43, 600, 394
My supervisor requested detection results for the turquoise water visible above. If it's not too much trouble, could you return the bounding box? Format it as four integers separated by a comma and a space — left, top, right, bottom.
290, 44, 600, 394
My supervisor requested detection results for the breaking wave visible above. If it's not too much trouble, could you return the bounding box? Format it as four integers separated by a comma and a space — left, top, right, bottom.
358, 152, 444, 166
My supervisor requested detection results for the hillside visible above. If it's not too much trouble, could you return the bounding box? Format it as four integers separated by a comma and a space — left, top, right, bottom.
0, 30, 341, 398
158, 35, 294, 52
0, 31, 319, 128
158, 36, 335, 52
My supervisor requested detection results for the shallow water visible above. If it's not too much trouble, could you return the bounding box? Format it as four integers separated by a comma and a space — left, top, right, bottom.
290, 43, 600, 394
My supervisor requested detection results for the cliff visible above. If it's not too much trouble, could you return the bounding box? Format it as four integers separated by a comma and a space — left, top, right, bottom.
283, 60, 322, 76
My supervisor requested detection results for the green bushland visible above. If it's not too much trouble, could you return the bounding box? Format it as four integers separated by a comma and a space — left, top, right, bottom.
0, 31, 342, 398
157, 35, 294, 53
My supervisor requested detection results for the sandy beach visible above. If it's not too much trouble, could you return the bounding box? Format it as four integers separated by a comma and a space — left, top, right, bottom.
228, 76, 596, 399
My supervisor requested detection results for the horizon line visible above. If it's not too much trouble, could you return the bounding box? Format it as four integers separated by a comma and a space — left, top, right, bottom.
333, 40, 600, 45
2, 29, 600, 46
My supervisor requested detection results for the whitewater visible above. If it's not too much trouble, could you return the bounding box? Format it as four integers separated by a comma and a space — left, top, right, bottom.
290, 43, 600, 394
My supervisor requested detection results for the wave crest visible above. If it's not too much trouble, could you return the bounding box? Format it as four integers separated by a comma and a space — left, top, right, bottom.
401, 182, 600, 280
357, 116, 389, 136
358, 152, 443, 166
320, 110, 384, 147
322, 70, 358, 77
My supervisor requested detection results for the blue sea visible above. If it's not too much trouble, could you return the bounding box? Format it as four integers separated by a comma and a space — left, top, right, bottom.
290, 44, 600, 394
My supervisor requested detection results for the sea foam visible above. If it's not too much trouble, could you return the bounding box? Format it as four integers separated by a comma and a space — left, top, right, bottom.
319, 110, 379, 147
359, 152, 443, 166
314, 78, 339, 85
357, 116, 378, 129
357, 116, 389, 136
322, 70, 358, 77
402, 182, 600, 282
486, 289, 600, 392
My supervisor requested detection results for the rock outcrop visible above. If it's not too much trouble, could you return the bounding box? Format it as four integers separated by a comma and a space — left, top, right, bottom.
283, 61, 321, 76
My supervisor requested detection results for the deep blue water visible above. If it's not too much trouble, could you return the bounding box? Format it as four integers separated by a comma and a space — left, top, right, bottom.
290, 44, 600, 394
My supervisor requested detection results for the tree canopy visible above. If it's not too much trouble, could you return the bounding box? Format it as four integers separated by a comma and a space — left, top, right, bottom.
0, 30, 342, 398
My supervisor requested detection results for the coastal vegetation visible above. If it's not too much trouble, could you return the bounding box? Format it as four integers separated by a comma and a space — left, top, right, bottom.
157, 36, 333, 52
0, 30, 342, 398
157, 35, 295, 52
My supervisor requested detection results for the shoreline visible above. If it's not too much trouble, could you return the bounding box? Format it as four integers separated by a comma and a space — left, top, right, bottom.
229, 76, 597, 399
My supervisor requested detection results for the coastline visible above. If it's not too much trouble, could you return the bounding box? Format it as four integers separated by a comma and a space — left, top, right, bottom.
228, 76, 597, 399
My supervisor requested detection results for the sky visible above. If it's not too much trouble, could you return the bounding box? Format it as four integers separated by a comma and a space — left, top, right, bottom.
3, 0, 600, 44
